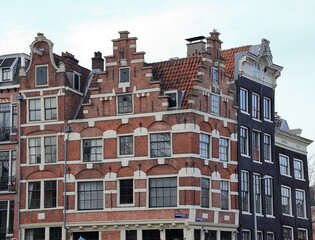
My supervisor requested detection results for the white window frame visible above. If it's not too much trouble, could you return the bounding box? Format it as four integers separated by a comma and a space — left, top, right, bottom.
1, 68, 11, 82
118, 134, 134, 157
24, 226, 64, 240
240, 88, 249, 113
200, 132, 211, 159
241, 171, 250, 213
119, 67, 130, 83
27, 179, 58, 210
263, 134, 272, 162
35, 65, 48, 87
210, 94, 220, 115
81, 138, 103, 162
164, 90, 178, 110
220, 180, 229, 210
117, 93, 134, 115
76, 180, 104, 211
293, 159, 304, 180
149, 132, 172, 158
257, 231, 263, 240
27, 135, 58, 165
266, 232, 275, 240
263, 97, 272, 121
219, 137, 229, 162
265, 176, 273, 216
240, 126, 249, 156
253, 173, 262, 214
297, 228, 308, 240
27, 96, 58, 123
200, 177, 210, 208
295, 189, 306, 218
279, 154, 290, 177
252, 131, 261, 162
281, 185, 292, 216
282, 226, 293, 240
212, 67, 218, 85
117, 178, 134, 207
252, 93, 260, 120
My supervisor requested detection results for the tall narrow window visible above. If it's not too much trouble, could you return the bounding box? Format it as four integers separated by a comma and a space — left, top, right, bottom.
253, 174, 261, 214
50, 227, 62, 240
78, 181, 103, 210
29, 138, 41, 164
150, 133, 171, 158
44, 181, 56, 208
29, 99, 41, 122
83, 139, 102, 162
44, 97, 57, 120
252, 93, 260, 119
11, 105, 17, 133
240, 88, 248, 113
212, 67, 218, 84
119, 68, 130, 83
0, 103, 10, 141
265, 177, 273, 215
200, 133, 210, 158
210, 94, 220, 115
297, 229, 307, 240
126, 230, 137, 240
0, 151, 16, 191
219, 138, 229, 162
165, 92, 178, 109
263, 97, 271, 120
281, 186, 291, 215
240, 127, 248, 155
119, 136, 133, 156
241, 171, 249, 212
242, 231, 250, 240
36, 66, 48, 86
44, 136, 57, 163
119, 179, 133, 205
2, 68, 11, 81
279, 155, 290, 176
296, 190, 306, 218
117, 94, 133, 114
252, 131, 260, 161
294, 159, 304, 180
28, 182, 41, 209
0, 201, 14, 238
283, 227, 293, 240
73, 73, 80, 91
266, 232, 274, 240
220, 181, 229, 210
201, 178, 210, 208
149, 177, 177, 207
263, 134, 271, 162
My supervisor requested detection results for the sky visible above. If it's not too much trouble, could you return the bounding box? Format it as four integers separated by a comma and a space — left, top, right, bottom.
1, 0, 314, 162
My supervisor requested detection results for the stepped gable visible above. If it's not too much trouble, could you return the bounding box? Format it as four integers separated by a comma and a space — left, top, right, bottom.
221, 45, 251, 77
151, 56, 202, 109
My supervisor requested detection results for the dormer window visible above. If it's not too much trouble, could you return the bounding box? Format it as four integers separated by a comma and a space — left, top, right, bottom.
2, 68, 11, 81
165, 91, 177, 109
73, 73, 80, 91
119, 67, 130, 83
36, 65, 48, 86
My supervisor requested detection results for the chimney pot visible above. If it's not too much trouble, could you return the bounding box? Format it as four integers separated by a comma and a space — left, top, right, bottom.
92, 51, 104, 71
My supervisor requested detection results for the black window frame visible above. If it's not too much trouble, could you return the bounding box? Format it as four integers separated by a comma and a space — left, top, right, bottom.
240, 127, 248, 155
2, 68, 11, 81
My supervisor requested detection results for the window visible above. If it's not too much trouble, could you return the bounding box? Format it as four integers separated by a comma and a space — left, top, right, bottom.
2, 68, 10, 81
253, 174, 261, 214
83, 139, 102, 162
149, 177, 177, 207
266, 232, 274, 240
44, 97, 57, 120
73, 73, 80, 91
36, 65, 48, 86
201, 178, 210, 208
119, 67, 130, 83
279, 155, 290, 176
252, 131, 261, 161
0, 103, 15, 141
0, 151, 16, 191
49, 227, 62, 240
294, 159, 304, 179
28, 181, 57, 209
264, 97, 271, 120
29, 136, 57, 164
143, 229, 160, 240
78, 181, 103, 210
212, 67, 218, 84
25, 228, 45, 240
166, 229, 183, 240
242, 231, 250, 240
252, 93, 260, 119
263, 134, 271, 162
28, 97, 58, 122
119, 136, 133, 156
265, 177, 273, 215
297, 229, 308, 240
0, 201, 14, 238
126, 230, 137, 240
150, 133, 171, 158
165, 91, 177, 109
281, 186, 291, 215
241, 171, 249, 212
283, 226, 293, 240
117, 94, 133, 114
240, 127, 248, 155
220, 181, 229, 210
210, 94, 220, 115
240, 88, 248, 113
119, 179, 133, 205
296, 189, 306, 218
219, 138, 229, 162
200, 133, 210, 158
257, 232, 263, 240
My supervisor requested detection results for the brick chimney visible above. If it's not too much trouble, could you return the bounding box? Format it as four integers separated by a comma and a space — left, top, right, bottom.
206, 29, 223, 59
119, 31, 130, 39
92, 51, 104, 71
62, 52, 79, 64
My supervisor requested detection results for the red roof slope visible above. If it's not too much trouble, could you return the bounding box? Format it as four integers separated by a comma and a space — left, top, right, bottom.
221, 46, 251, 78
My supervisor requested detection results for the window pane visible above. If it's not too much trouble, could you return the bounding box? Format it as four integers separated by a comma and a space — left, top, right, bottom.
44, 98, 57, 120
120, 179, 133, 204
150, 133, 171, 158
83, 139, 102, 162
201, 178, 210, 208
219, 138, 229, 162
29, 138, 41, 164
200, 133, 210, 158
29, 99, 41, 121
28, 182, 41, 209
118, 94, 133, 114
240, 88, 248, 112
120, 136, 133, 155
78, 182, 103, 210
120, 68, 130, 83
45, 136, 57, 163
44, 181, 56, 208
36, 66, 47, 86
25, 228, 45, 240
211, 94, 220, 115
149, 178, 177, 207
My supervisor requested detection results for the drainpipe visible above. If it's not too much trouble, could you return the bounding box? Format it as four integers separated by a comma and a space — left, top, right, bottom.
16, 93, 23, 240
64, 125, 71, 238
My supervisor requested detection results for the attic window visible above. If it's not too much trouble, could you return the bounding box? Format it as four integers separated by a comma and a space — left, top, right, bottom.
36, 65, 48, 86
165, 91, 177, 109
119, 67, 130, 83
2, 68, 11, 81
73, 73, 80, 91
212, 67, 218, 85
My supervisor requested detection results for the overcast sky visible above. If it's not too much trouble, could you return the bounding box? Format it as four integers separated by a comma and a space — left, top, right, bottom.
1, 0, 314, 159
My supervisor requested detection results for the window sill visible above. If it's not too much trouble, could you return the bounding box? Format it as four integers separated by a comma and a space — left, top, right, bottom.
264, 118, 273, 123
253, 160, 262, 164
280, 174, 292, 178
240, 111, 250, 116
264, 160, 273, 164
265, 214, 275, 218
241, 154, 251, 158
252, 118, 262, 122
282, 213, 294, 217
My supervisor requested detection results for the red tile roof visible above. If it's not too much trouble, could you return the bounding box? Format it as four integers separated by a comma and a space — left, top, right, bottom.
221, 45, 251, 78
151, 57, 203, 109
